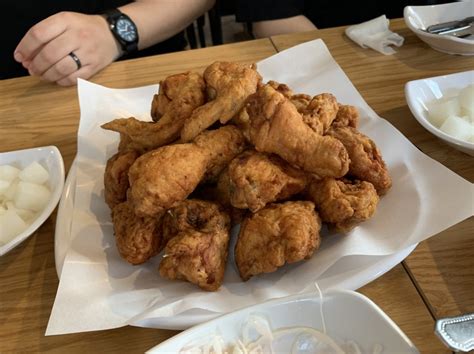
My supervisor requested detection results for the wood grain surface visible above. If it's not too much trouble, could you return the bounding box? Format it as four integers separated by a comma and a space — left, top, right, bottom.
0, 19, 469, 353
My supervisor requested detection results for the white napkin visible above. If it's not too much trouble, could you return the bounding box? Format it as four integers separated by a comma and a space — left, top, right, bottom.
345, 15, 404, 55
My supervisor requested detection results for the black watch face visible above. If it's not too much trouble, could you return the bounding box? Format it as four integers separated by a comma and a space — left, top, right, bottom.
116, 17, 137, 42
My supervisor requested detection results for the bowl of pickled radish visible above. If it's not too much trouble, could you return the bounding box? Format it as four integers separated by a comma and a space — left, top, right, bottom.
405, 70, 474, 156
0, 146, 64, 256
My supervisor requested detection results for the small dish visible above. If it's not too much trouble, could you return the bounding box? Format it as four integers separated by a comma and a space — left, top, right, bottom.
148, 289, 419, 353
405, 70, 474, 156
0, 146, 64, 256
404, 0, 474, 56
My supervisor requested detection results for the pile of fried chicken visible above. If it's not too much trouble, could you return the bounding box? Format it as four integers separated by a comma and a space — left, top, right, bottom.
101, 61, 391, 292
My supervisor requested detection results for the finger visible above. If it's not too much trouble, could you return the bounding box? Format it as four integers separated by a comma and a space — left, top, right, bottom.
56, 65, 93, 86
28, 32, 79, 76
41, 52, 81, 82
14, 12, 69, 63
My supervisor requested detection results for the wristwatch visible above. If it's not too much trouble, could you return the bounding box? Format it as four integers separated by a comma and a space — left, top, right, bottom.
102, 8, 139, 55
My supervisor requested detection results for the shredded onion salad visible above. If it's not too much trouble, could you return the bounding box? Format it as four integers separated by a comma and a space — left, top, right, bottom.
179, 284, 383, 354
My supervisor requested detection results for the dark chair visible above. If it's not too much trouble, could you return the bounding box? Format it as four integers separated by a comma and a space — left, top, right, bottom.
185, 1, 224, 49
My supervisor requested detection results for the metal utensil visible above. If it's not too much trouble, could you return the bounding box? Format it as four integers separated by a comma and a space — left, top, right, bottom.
435, 313, 474, 352
426, 17, 474, 38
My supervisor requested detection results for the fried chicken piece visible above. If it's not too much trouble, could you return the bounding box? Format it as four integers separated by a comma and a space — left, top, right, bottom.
267, 80, 294, 98
128, 126, 245, 217
219, 150, 307, 212
112, 201, 163, 265
266, 82, 338, 134
235, 201, 321, 281
331, 104, 359, 129
247, 84, 349, 178
102, 72, 205, 152
104, 150, 140, 209
181, 62, 262, 142
291, 93, 312, 113
159, 199, 230, 291
327, 126, 391, 194
307, 178, 379, 232
194, 126, 247, 184
300, 93, 339, 134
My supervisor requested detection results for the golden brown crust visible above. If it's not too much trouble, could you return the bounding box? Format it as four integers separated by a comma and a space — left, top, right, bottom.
112, 201, 163, 265
235, 201, 321, 281
331, 104, 359, 129
102, 72, 206, 152
159, 200, 231, 291
194, 126, 247, 184
307, 177, 379, 232
221, 150, 307, 212
181, 62, 262, 142
326, 126, 392, 194
104, 150, 140, 209
247, 84, 349, 178
128, 126, 245, 217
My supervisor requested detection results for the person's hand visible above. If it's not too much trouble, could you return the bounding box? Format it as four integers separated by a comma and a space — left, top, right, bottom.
14, 12, 121, 86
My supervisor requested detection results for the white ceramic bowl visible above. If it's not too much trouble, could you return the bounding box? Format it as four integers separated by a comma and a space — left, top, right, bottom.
0, 146, 64, 256
148, 289, 419, 353
404, 0, 474, 56
405, 70, 474, 156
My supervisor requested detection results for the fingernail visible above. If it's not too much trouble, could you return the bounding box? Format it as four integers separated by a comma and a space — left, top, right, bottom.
14, 51, 23, 62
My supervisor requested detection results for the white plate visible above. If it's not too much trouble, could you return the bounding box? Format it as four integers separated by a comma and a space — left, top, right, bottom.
0, 146, 64, 256
404, 0, 474, 56
148, 289, 419, 353
405, 70, 474, 156
55, 159, 417, 329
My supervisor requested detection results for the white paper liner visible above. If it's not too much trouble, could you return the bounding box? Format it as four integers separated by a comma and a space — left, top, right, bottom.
46, 39, 473, 335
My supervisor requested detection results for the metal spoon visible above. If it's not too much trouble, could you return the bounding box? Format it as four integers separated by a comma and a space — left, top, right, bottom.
426, 16, 474, 38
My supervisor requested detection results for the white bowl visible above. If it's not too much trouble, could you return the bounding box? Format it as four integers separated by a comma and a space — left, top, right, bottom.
405, 70, 474, 156
0, 146, 64, 256
404, 0, 474, 56
148, 289, 419, 353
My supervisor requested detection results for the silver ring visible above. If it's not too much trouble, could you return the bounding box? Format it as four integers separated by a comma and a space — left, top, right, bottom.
68, 52, 82, 70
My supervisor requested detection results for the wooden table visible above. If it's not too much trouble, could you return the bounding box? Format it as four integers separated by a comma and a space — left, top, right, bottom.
1, 19, 472, 353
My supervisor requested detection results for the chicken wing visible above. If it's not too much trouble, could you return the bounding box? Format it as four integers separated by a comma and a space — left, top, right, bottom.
128, 126, 245, 217
181, 62, 262, 142
102, 72, 206, 152
112, 201, 163, 265
247, 84, 349, 178
307, 178, 379, 232
235, 201, 321, 281
159, 199, 230, 291
219, 150, 307, 212
327, 126, 391, 194
104, 150, 140, 209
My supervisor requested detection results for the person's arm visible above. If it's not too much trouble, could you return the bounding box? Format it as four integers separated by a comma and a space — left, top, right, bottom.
252, 15, 317, 38
14, 0, 215, 86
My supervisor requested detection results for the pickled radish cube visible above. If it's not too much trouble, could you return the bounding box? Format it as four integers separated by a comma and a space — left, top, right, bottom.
6, 201, 37, 222
0, 179, 10, 196
459, 85, 474, 112
0, 165, 20, 182
427, 97, 460, 127
0, 209, 27, 245
13, 181, 50, 212
4, 180, 18, 201
19, 161, 49, 184
439, 115, 473, 142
